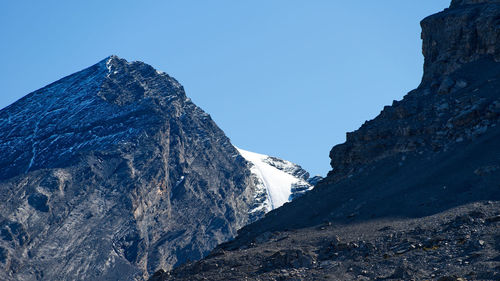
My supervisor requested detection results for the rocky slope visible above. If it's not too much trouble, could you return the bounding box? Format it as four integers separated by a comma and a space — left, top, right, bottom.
151, 1, 500, 280
154, 202, 500, 281
0, 56, 315, 281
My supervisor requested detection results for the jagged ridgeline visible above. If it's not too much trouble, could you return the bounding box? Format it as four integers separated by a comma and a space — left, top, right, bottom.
0, 56, 317, 280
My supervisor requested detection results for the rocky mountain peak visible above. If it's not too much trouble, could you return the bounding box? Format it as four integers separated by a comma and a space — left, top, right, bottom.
450, 0, 500, 8
99, 55, 185, 106
0, 56, 263, 280
0, 56, 188, 180
420, 0, 500, 85
0, 52, 318, 280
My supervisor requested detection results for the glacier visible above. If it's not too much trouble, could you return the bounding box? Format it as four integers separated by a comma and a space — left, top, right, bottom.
236, 147, 317, 214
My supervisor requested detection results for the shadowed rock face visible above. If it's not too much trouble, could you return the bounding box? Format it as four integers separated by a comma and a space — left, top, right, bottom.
422, 0, 500, 84
150, 1, 500, 280
327, 0, 500, 184
451, 0, 500, 8
0, 56, 259, 280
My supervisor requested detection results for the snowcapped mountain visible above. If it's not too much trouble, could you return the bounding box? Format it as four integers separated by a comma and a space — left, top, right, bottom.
237, 148, 319, 216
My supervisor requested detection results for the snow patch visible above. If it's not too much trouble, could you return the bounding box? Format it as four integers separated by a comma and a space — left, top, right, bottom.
236, 147, 313, 211
105, 57, 113, 78
174, 176, 185, 188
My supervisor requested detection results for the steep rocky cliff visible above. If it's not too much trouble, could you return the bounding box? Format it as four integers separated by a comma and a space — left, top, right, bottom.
153, 1, 500, 280
424, 0, 500, 83
326, 0, 500, 184
0, 56, 263, 280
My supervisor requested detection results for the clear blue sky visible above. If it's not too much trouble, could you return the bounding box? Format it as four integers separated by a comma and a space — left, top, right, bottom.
0, 0, 449, 176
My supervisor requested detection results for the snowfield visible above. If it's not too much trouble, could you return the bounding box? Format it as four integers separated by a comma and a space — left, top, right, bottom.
236, 147, 313, 212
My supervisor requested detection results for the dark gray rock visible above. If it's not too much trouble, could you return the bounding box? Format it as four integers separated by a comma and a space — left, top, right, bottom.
307, 175, 323, 186
326, 0, 500, 184
264, 157, 310, 180
450, 0, 500, 8
27, 192, 49, 212
422, 0, 500, 84
262, 249, 314, 271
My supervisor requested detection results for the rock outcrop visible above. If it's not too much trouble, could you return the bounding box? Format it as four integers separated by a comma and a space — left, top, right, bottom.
326, 0, 500, 184
423, 0, 500, 84
450, 0, 500, 8
0, 56, 261, 280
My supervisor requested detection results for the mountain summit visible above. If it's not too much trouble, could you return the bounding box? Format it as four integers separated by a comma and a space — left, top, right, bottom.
0, 56, 315, 280
450, 0, 500, 7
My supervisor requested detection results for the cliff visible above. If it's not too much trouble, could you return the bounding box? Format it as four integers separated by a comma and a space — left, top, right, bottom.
326, 0, 500, 184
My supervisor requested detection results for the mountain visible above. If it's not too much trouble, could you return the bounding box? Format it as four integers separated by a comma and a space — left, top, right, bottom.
152, 1, 500, 280
0, 56, 315, 280
237, 148, 317, 219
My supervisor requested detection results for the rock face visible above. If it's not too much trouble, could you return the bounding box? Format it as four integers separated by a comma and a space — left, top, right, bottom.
0, 56, 263, 280
450, 0, 500, 8
422, 0, 500, 84
152, 1, 500, 280
327, 0, 500, 184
